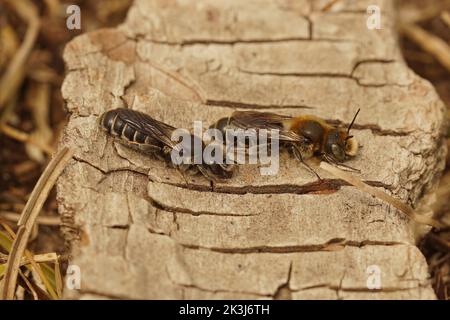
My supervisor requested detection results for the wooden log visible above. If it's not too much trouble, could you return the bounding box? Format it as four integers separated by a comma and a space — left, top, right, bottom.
58, 0, 446, 299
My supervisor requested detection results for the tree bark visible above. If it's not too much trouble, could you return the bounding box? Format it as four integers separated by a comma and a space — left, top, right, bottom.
58, 0, 446, 299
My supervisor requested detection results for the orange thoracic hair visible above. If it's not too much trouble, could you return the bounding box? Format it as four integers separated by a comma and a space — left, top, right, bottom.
282, 115, 335, 153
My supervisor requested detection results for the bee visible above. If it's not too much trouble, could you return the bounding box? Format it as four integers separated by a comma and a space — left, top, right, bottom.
99, 108, 235, 182
284, 110, 360, 165
210, 109, 360, 178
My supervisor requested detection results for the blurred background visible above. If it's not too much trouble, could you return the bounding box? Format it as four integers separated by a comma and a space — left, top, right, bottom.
0, 0, 448, 299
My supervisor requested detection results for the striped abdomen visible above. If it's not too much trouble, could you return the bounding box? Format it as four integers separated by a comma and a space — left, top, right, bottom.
100, 109, 147, 143
98, 108, 171, 157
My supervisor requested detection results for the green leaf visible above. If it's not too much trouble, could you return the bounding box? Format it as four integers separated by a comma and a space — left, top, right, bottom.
0, 263, 6, 278
40, 262, 57, 296
0, 230, 13, 252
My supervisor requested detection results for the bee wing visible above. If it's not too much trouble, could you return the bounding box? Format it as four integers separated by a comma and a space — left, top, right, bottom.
231, 111, 291, 129
116, 108, 177, 148
230, 111, 306, 143
277, 130, 308, 143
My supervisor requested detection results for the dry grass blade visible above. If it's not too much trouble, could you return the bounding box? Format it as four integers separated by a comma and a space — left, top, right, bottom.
399, 1, 450, 24
24, 251, 57, 299
0, 229, 13, 252
441, 11, 450, 28
1, 222, 58, 299
18, 269, 38, 300
1, 228, 59, 298
401, 23, 450, 74
54, 256, 63, 298
16, 269, 50, 300
1, 252, 58, 266
0, 211, 60, 226
25, 82, 53, 163
0, 124, 54, 155
319, 162, 445, 228
0, 0, 39, 110
1, 147, 74, 300
43, 0, 60, 17
0, 252, 8, 264
0, 23, 20, 68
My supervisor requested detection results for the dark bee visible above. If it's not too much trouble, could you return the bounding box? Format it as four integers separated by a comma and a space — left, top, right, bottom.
284, 111, 359, 165
99, 108, 235, 181
210, 109, 360, 177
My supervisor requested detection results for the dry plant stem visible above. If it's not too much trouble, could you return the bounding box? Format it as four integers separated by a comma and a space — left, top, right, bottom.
0, 204, 25, 212
25, 252, 58, 265
26, 82, 53, 162
0, 251, 58, 265
43, 0, 60, 17
0, 23, 20, 67
0, 211, 60, 226
1, 147, 74, 300
27, 82, 52, 138
0, 0, 39, 109
0, 124, 54, 155
0, 95, 17, 127
24, 250, 57, 299
319, 162, 444, 228
441, 11, 450, 28
55, 257, 63, 298
399, 1, 450, 25
401, 23, 450, 74
18, 269, 37, 300
0, 222, 57, 299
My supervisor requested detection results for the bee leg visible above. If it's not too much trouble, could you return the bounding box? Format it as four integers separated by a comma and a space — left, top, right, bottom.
323, 154, 361, 173
292, 145, 321, 180
221, 163, 237, 175
140, 144, 163, 157
196, 165, 218, 183
340, 163, 361, 173
175, 165, 191, 186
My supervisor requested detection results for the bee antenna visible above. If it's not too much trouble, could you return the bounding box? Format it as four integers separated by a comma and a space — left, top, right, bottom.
347, 108, 360, 135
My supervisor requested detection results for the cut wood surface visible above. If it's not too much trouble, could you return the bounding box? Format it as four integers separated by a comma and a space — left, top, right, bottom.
58, 0, 447, 299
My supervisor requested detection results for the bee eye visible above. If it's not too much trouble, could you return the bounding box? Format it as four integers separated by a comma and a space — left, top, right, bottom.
331, 144, 345, 161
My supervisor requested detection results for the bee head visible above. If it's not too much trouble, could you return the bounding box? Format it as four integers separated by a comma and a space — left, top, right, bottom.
197, 142, 236, 181
324, 129, 359, 162
325, 109, 360, 162
324, 129, 346, 162
197, 163, 236, 181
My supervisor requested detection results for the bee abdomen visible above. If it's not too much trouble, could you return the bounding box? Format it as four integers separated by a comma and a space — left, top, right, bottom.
122, 124, 136, 141
100, 109, 149, 145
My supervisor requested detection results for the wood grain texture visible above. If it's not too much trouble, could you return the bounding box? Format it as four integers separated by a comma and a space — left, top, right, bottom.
58, 0, 446, 299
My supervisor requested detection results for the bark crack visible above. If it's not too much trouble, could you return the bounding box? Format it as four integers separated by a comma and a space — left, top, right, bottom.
129, 34, 355, 46
237, 63, 409, 88
164, 265, 272, 298
179, 240, 409, 255
73, 155, 395, 196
